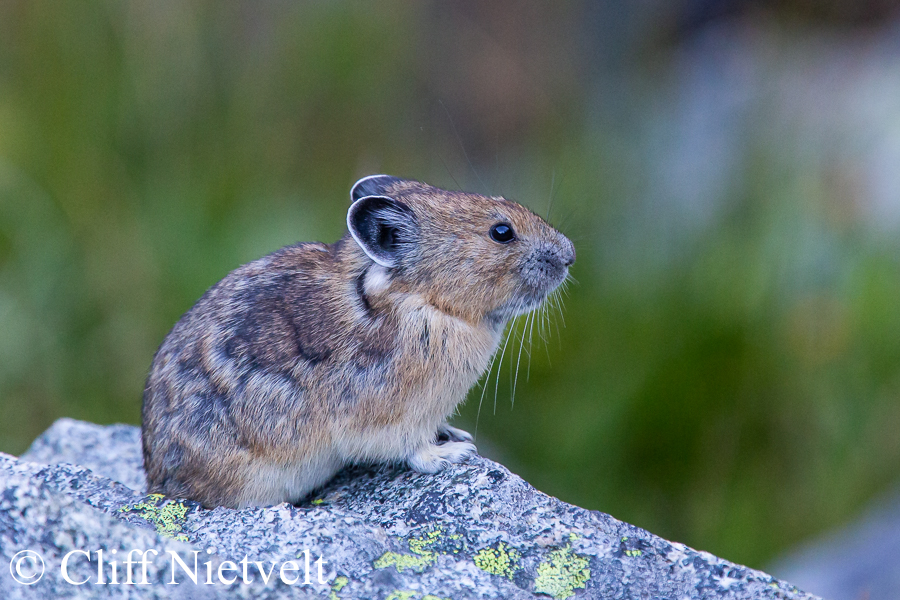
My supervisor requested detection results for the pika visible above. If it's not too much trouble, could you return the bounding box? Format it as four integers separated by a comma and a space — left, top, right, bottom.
141, 175, 575, 508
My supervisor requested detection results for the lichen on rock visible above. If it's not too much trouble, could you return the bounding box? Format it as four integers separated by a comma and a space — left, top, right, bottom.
474, 541, 522, 579
119, 493, 192, 541
374, 527, 448, 573
534, 545, 591, 599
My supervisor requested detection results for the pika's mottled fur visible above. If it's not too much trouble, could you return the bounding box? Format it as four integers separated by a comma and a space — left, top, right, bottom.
141, 176, 575, 508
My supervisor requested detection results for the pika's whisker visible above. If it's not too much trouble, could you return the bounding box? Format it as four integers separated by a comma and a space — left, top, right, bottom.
476, 333, 503, 432
542, 303, 553, 364
553, 290, 566, 330
493, 312, 518, 414
512, 310, 529, 408
527, 306, 537, 381
547, 170, 556, 221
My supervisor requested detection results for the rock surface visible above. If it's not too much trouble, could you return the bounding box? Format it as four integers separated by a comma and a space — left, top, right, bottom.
769, 484, 900, 600
1, 418, 819, 599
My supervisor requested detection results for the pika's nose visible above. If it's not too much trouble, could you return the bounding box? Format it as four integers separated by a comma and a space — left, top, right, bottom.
560, 236, 576, 267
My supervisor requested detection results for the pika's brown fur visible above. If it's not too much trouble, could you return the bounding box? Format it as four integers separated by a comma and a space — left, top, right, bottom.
141, 176, 575, 508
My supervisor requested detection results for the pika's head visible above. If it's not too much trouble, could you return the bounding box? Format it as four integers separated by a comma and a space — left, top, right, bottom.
347, 175, 575, 325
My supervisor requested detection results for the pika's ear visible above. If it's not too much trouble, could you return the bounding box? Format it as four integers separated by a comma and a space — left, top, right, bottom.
347, 195, 417, 268
350, 174, 403, 204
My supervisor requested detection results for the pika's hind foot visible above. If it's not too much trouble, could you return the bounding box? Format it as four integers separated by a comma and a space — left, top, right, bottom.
437, 424, 473, 443
408, 441, 477, 473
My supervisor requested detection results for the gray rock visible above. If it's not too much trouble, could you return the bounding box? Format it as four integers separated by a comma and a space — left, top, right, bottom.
769, 485, 900, 600
1, 418, 818, 599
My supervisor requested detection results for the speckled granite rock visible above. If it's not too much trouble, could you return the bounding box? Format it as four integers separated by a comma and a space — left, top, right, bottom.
1, 418, 819, 599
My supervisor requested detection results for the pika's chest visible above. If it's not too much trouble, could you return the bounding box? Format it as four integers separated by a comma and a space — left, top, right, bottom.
330, 310, 499, 460
372, 309, 498, 429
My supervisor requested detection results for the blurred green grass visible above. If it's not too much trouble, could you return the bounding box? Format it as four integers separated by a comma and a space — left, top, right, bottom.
1, 1, 899, 570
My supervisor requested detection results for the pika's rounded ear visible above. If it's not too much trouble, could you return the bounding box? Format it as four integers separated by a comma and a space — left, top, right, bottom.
347, 195, 417, 268
350, 174, 403, 204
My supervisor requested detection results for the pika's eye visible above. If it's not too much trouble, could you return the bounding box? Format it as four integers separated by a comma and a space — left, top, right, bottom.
489, 223, 515, 244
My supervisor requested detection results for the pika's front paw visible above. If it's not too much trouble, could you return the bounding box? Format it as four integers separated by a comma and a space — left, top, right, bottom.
408, 441, 477, 474
437, 424, 473, 443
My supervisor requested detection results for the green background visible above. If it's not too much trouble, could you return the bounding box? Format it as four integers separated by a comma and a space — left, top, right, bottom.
1, 1, 899, 570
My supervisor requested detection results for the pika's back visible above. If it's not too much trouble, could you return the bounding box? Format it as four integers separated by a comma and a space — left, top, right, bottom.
142, 176, 574, 508
155, 242, 392, 380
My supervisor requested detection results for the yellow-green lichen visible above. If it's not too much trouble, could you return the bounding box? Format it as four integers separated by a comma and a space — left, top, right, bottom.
385, 591, 416, 600
473, 542, 521, 579
408, 528, 444, 556
374, 551, 434, 572
620, 536, 644, 558
534, 545, 591, 599
374, 528, 445, 573
311, 498, 326, 506
327, 575, 349, 600
119, 494, 190, 542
